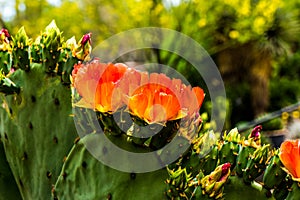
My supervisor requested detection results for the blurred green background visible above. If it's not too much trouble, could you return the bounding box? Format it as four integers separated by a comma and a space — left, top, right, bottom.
1, 0, 300, 129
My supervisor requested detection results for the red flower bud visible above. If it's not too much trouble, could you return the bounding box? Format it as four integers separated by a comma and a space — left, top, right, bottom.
0, 28, 10, 39
81, 33, 91, 46
251, 125, 262, 138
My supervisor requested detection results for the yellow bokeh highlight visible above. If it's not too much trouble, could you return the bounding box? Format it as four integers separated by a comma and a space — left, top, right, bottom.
282, 112, 289, 120
253, 16, 266, 35
292, 111, 300, 119
198, 18, 207, 28
239, 0, 251, 16
229, 30, 240, 39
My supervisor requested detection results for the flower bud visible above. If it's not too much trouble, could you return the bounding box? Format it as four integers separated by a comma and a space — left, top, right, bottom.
0, 28, 10, 43
72, 33, 92, 61
200, 163, 231, 199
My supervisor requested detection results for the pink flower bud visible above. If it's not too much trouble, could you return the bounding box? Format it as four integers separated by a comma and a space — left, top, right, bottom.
81, 33, 91, 46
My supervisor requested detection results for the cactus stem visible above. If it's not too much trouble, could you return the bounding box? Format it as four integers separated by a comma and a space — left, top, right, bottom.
251, 181, 263, 191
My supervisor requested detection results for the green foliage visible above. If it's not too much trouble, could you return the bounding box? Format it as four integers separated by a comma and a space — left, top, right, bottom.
167, 0, 298, 52
8, 0, 169, 44
53, 134, 168, 200
269, 52, 300, 111
260, 117, 284, 131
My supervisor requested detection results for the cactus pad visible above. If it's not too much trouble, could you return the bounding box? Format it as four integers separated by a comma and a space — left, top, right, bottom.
0, 64, 77, 199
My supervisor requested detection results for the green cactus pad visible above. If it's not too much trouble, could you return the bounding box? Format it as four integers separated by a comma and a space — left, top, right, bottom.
263, 150, 287, 189
0, 140, 22, 200
199, 144, 219, 175
224, 176, 275, 200
286, 182, 300, 200
53, 133, 168, 200
0, 63, 77, 199
218, 141, 239, 170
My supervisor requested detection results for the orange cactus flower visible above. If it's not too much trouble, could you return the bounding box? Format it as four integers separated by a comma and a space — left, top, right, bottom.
72, 60, 129, 113
279, 139, 300, 181
128, 72, 205, 124
128, 83, 182, 123
73, 61, 205, 120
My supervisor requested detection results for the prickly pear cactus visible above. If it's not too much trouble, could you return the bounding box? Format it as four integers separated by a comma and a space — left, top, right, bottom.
53, 134, 168, 199
0, 21, 90, 199
0, 64, 78, 199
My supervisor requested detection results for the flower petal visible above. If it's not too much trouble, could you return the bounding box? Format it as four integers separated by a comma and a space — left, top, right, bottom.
279, 139, 300, 180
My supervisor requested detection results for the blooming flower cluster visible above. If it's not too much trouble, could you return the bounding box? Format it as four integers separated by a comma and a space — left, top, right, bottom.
72, 60, 205, 124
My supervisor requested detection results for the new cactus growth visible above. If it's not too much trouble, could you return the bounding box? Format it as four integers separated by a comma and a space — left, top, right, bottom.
11, 27, 30, 71
218, 128, 240, 170
242, 144, 270, 184
166, 166, 193, 198
58, 33, 91, 84
40, 20, 63, 73
30, 36, 42, 63
236, 125, 262, 176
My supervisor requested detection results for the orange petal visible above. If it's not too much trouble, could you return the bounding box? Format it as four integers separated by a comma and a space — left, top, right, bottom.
280, 140, 300, 179
75, 79, 98, 106
129, 93, 149, 120
192, 87, 205, 109
94, 82, 124, 113
159, 92, 180, 121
